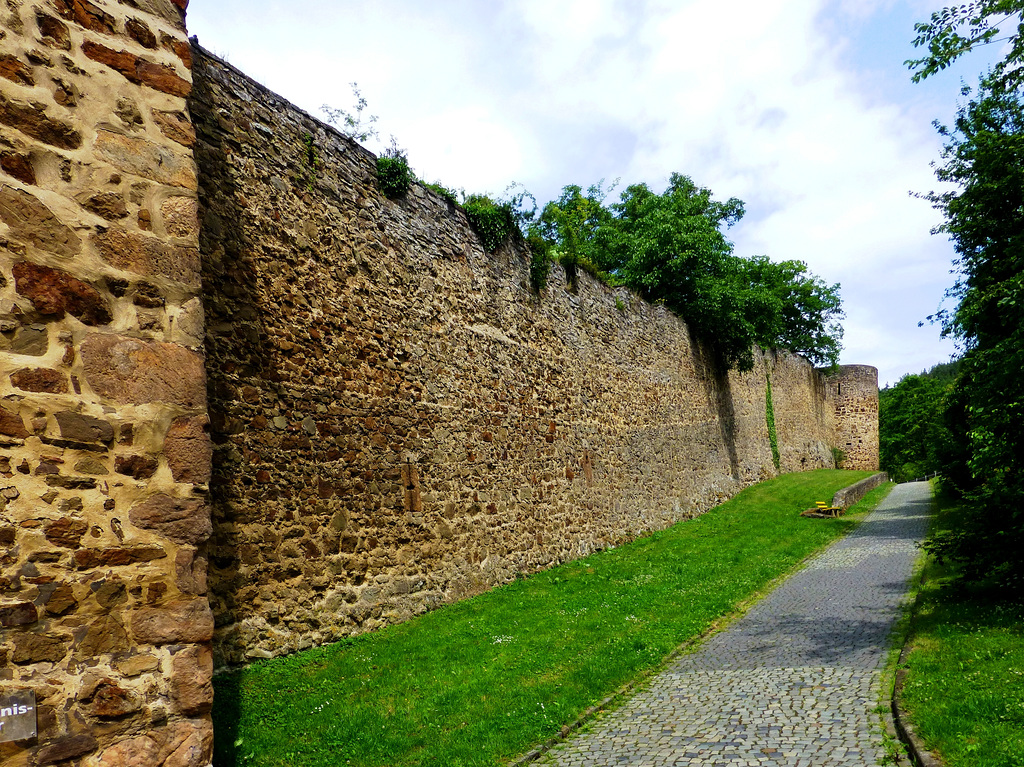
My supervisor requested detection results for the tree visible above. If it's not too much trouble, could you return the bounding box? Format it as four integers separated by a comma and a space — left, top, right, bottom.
907, 1, 1024, 89
530, 175, 844, 371
917, 75, 1024, 584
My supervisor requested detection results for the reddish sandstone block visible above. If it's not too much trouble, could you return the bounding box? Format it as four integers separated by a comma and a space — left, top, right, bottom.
152, 109, 196, 147
0, 407, 29, 438
13, 262, 111, 324
82, 334, 206, 407
51, 0, 116, 35
94, 129, 196, 189
165, 415, 212, 484
0, 54, 35, 85
10, 367, 68, 393
44, 517, 89, 547
36, 11, 72, 50
82, 40, 191, 97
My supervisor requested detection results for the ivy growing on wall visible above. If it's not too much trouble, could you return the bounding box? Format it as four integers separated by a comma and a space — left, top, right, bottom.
765, 374, 781, 470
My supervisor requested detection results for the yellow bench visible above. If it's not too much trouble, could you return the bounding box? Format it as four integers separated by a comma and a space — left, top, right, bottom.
815, 501, 844, 517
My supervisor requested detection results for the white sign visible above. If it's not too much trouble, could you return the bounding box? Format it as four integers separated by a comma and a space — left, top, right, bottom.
0, 690, 36, 743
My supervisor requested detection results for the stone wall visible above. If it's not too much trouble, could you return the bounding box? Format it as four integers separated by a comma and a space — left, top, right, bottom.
824, 365, 880, 471
1, 2, 212, 766
190, 47, 851, 667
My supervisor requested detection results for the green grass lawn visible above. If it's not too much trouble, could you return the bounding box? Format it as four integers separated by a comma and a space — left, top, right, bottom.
214, 469, 885, 767
900, 486, 1024, 767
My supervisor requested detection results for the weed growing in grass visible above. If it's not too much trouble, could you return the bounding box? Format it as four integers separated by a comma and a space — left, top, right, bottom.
214, 469, 882, 767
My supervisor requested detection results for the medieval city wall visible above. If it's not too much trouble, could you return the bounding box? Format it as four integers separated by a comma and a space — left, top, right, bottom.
1, 9, 877, 763
189, 48, 866, 667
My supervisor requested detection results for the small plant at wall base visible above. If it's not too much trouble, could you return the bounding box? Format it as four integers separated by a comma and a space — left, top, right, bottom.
377, 139, 412, 199
765, 374, 781, 470
832, 447, 846, 469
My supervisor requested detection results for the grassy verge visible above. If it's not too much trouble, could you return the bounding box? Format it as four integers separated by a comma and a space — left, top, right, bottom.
899, 484, 1024, 766
214, 469, 880, 767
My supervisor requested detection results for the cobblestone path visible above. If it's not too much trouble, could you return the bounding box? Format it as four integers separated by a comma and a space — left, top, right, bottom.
541, 481, 933, 767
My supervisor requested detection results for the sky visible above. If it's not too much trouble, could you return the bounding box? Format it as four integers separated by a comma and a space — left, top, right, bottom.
186, 0, 1006, 387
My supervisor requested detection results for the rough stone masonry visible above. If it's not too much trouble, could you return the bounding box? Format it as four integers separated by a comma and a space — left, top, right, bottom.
0, 3, 878, 763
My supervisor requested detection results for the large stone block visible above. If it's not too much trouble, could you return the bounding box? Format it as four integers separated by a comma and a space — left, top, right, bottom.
93, 226, 200, 286
131, 599, 214, 644
0, 93, 82, 150
54, 410, 114, 444
13, 262, 111, 324
81, 334, 206, 407
170, 644, 213, 714
0, 186, 81, 257
165, 415, 212, 484
129, 494, 211, 544
94, 129, 196, 189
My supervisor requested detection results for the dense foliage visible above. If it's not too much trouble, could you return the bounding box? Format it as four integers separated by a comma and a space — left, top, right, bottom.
879, 361, 960, 483
917, 74, 1024, 585
375, 141, 413, 199
527, 174, 844, 371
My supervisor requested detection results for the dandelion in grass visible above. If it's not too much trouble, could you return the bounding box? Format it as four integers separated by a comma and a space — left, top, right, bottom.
491, 635, 514, 644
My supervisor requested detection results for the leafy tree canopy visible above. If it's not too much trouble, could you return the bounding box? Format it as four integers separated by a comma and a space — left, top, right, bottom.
528, 174, 844, 372
907, 1, 1024, 89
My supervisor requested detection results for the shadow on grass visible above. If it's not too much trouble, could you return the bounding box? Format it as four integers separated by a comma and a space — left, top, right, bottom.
212, 671, 243, 767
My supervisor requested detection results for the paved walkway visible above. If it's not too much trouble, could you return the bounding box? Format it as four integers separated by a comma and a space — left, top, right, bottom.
541, 481, 933, 767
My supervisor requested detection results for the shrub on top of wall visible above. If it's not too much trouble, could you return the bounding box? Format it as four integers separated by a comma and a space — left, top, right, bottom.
463, 194, 519, 251
376, 141, 412, 199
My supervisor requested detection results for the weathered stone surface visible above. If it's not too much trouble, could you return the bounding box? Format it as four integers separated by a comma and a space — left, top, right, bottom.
82, 334, 206, 407
8, 325, 49, 355
35, 733, 98, 765
90, 719, 212, 767
0, 186, 81, 256
129, 494, 210, 544
94, 129, 196, 189
160, 195, 198, 238
51, 0, 116, 34
36, 11, 72, 50
77, 614, 130, 656
152, 109, 196, 147
165, 415, 211, 484
115, 454, 158, 479
175, 548, 207, 595
82, 40, 191, 96
0, 407, 29, 438
90, 680, 141, 717
44, 582, 77, 615
72, 544, 166, 569
10, 367, 68, 393
0, 53, 35, 85
44, 517, 89, 547
74, 457, 109, 475
0, 600, 38, 627
0, 150, 36, 184
54, 410, 114, 444
80, 191, 128, 220
125, 17, 157, 48
12, 632, 69, 663
13, 262, 111, 324
115, 653, 159, 676
131, 599, 214, 644
170, 644, 213, 714
0, 92, 82, 149
93, 226, 200, 285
